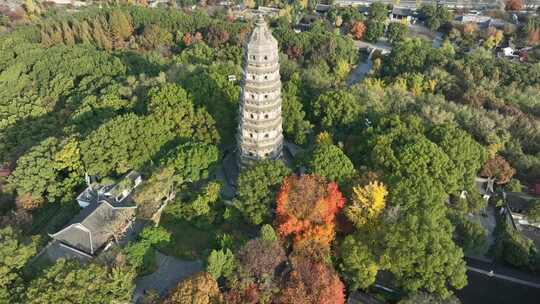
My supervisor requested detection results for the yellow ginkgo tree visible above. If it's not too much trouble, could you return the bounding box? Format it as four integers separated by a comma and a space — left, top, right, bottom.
345, 180, 388, 229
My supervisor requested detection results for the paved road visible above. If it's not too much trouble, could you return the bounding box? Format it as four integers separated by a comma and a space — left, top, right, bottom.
465, 257, 540, 287
347, 41, 391, 86
467, 266, 540, 288
457, 269, 540, 304
133, 251, 202, 302
347, 52, 374, 87
353, 40, 392, 53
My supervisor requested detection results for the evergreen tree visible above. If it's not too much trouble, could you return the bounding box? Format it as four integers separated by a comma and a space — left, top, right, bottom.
109, 10, 133, 49
61, 21, 75, 45
92, 17, 112, 51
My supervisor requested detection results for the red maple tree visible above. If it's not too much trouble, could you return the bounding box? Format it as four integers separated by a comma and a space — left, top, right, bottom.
276, 175, 345, 249
350, 21, 366, 40
480, 155, 516, 184
277, 256, 345, 304
505, 0, 524, 11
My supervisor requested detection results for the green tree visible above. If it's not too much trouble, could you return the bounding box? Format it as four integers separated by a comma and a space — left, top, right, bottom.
428, 124, 487, 192
25, 259, 135, 304
206, 248, 235, 279
339, 234, 379, 289
382, 178, 467, 298
109, 9, 133, 49
368, 2, 389, 21
124, 226, 171, 275
9, 137, 82, 204
91, 17, 112, 50
313, 89, 364, 132
306, 141, 355, 184
163, 143, 220, 183
506, 178, 523, 192
527, 200, 540, 223
140, 24, 173, 49
0, 227, 39, 303
234, 160, 291, 225
387, 22, 409, 43
364, 19, 386, 42
260, 224, 278, 242
382, 38, 432, 76
419, 4, 452, 31
282, 74, 313, 145
357, 116, 468, 298
451, 214, 487, 253
173, 182, 221, 223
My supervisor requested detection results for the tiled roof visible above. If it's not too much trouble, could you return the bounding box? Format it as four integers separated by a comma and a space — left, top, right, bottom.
51, 201, 135, 255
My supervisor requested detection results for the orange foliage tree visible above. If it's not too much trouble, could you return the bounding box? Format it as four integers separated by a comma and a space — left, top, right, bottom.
528, 28, 540, 45
350, 21, 366, 40
505, 0, 524, 11
276, 175, 345, 249
182, 33, 193, 46
277, 255, 345, 304
480, 155, 516, 184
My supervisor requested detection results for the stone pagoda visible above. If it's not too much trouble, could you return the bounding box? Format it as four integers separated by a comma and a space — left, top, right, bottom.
237, 15, 283, 168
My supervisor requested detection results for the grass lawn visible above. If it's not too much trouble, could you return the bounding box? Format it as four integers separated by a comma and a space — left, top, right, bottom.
158, 210, 257, 261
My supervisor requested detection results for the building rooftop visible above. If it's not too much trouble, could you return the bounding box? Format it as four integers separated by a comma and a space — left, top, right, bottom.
392, 7, 414, 16
247, 14, 278, 50
50, 200, 136, 255
506, 192, 534, 215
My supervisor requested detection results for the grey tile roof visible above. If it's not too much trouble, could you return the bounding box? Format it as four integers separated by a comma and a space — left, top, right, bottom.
392, 7, 413, 16
51, 201, 135, 255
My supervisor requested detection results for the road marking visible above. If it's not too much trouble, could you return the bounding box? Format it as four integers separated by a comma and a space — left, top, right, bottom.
467, 266, 540, 289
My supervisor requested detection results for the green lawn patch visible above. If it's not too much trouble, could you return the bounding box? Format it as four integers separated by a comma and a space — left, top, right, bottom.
158, 209, 257, 261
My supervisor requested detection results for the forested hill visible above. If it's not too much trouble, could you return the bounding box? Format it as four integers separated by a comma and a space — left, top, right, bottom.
1, 3, 540, 303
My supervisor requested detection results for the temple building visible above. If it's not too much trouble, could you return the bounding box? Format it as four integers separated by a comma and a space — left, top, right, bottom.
237, 14, 283, 168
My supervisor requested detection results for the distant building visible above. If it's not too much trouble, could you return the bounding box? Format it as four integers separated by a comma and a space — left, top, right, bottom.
315, 3, 332, 14
257, 6, 281, 18
296, 14, 320, 31
455, 14, 507, 29
76, 171, 142, 208
506, 192, 540, 229
390, 7, 414, 23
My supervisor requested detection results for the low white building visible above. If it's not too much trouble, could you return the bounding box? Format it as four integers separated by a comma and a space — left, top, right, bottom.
506, 192, 540, 229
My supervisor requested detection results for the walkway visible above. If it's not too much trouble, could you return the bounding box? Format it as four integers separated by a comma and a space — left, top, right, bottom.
347, 49, 375, 87
465, 257, 540, 288
353, 40, 392, 53
133, 251, 202, 302
466, 266, 540, 289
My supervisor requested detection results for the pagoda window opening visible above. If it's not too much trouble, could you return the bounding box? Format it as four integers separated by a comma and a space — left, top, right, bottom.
264, 94, 268, 99
264, 56, 268, 60
264, 133, 269, 138
264, 75, 268, 80
264, 114, 269, 119
249, 133, 253, 138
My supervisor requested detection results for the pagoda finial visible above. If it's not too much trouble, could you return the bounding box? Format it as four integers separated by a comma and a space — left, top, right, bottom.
256, 13, 265, 26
